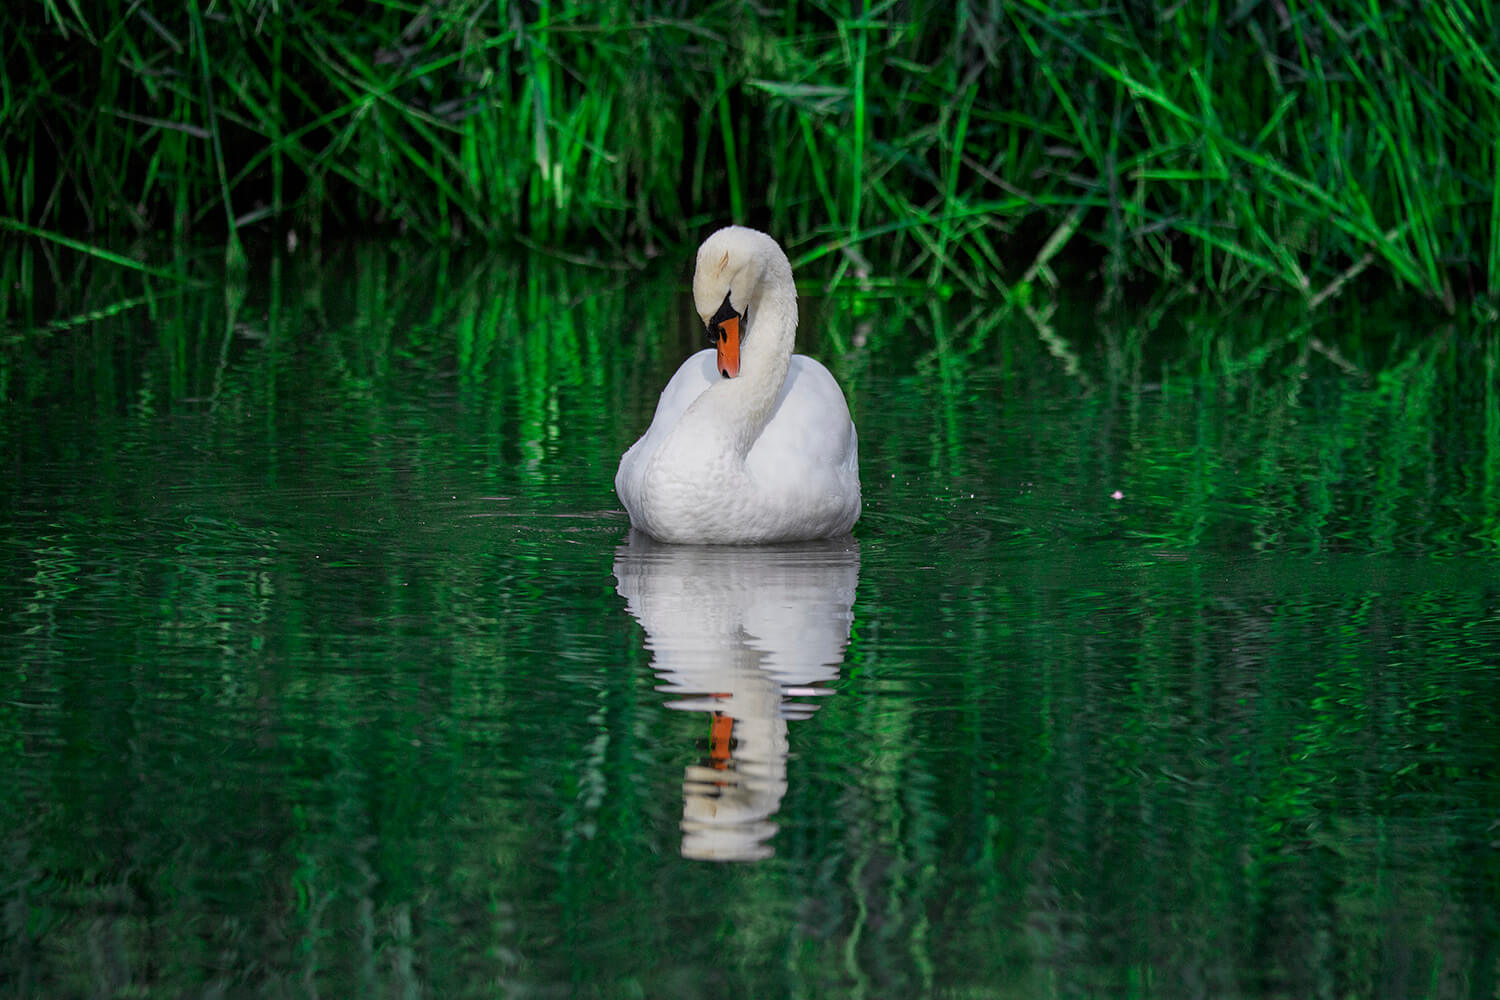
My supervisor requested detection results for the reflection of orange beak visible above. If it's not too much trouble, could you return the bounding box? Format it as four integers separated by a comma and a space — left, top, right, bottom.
709, 711, 734, 770
715, 315, 741, 379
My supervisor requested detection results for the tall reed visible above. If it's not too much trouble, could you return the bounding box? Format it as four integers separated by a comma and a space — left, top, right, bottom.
4, 0, 1496, 315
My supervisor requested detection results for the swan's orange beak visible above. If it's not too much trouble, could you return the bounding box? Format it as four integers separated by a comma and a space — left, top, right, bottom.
715, 315, 741, 379
707, 291, 743, 379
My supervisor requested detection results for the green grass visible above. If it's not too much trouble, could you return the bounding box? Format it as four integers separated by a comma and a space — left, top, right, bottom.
3, 0, 1498, 317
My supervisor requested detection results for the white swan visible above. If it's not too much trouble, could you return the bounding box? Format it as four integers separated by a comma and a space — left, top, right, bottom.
615, 226, 861, 544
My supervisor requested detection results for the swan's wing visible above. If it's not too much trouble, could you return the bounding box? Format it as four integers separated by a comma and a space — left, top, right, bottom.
650, 349, 720, 429
756, 355, 857, 468
746, 354, 861, 533
616, 349, 719, 507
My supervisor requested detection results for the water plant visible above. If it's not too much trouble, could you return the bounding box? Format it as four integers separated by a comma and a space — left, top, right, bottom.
4, 0, 1496, 314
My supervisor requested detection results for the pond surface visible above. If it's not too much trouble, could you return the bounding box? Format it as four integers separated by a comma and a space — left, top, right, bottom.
3, 245, 1499, 998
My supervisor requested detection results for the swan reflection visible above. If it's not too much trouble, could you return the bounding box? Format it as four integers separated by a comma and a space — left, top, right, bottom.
613, 533, 860, 861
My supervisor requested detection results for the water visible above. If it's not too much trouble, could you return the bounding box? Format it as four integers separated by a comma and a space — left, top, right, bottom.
3, 245, 1499, 998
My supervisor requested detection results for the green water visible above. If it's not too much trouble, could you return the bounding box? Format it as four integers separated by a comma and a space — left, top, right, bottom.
3, 246, 1499, 998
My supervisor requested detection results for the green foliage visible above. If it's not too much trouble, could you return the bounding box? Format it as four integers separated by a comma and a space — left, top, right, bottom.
3, 1, 1498, 312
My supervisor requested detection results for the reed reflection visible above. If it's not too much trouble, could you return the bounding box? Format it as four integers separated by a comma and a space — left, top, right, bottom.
614, 533, 859, 862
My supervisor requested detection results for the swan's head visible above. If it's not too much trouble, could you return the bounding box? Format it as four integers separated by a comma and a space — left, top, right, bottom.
692, 226, 791, 380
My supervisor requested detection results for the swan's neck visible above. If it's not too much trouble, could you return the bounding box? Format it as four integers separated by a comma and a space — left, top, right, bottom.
697, 271, 797, 457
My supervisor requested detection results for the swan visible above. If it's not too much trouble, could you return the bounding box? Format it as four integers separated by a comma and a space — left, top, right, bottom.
615, 226, 861, 544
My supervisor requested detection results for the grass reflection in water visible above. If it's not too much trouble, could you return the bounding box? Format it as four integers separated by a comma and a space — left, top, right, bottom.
1, 245, 1497, 998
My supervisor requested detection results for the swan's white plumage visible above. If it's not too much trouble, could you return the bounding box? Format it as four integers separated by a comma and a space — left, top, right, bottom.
615, 226, 861, 544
